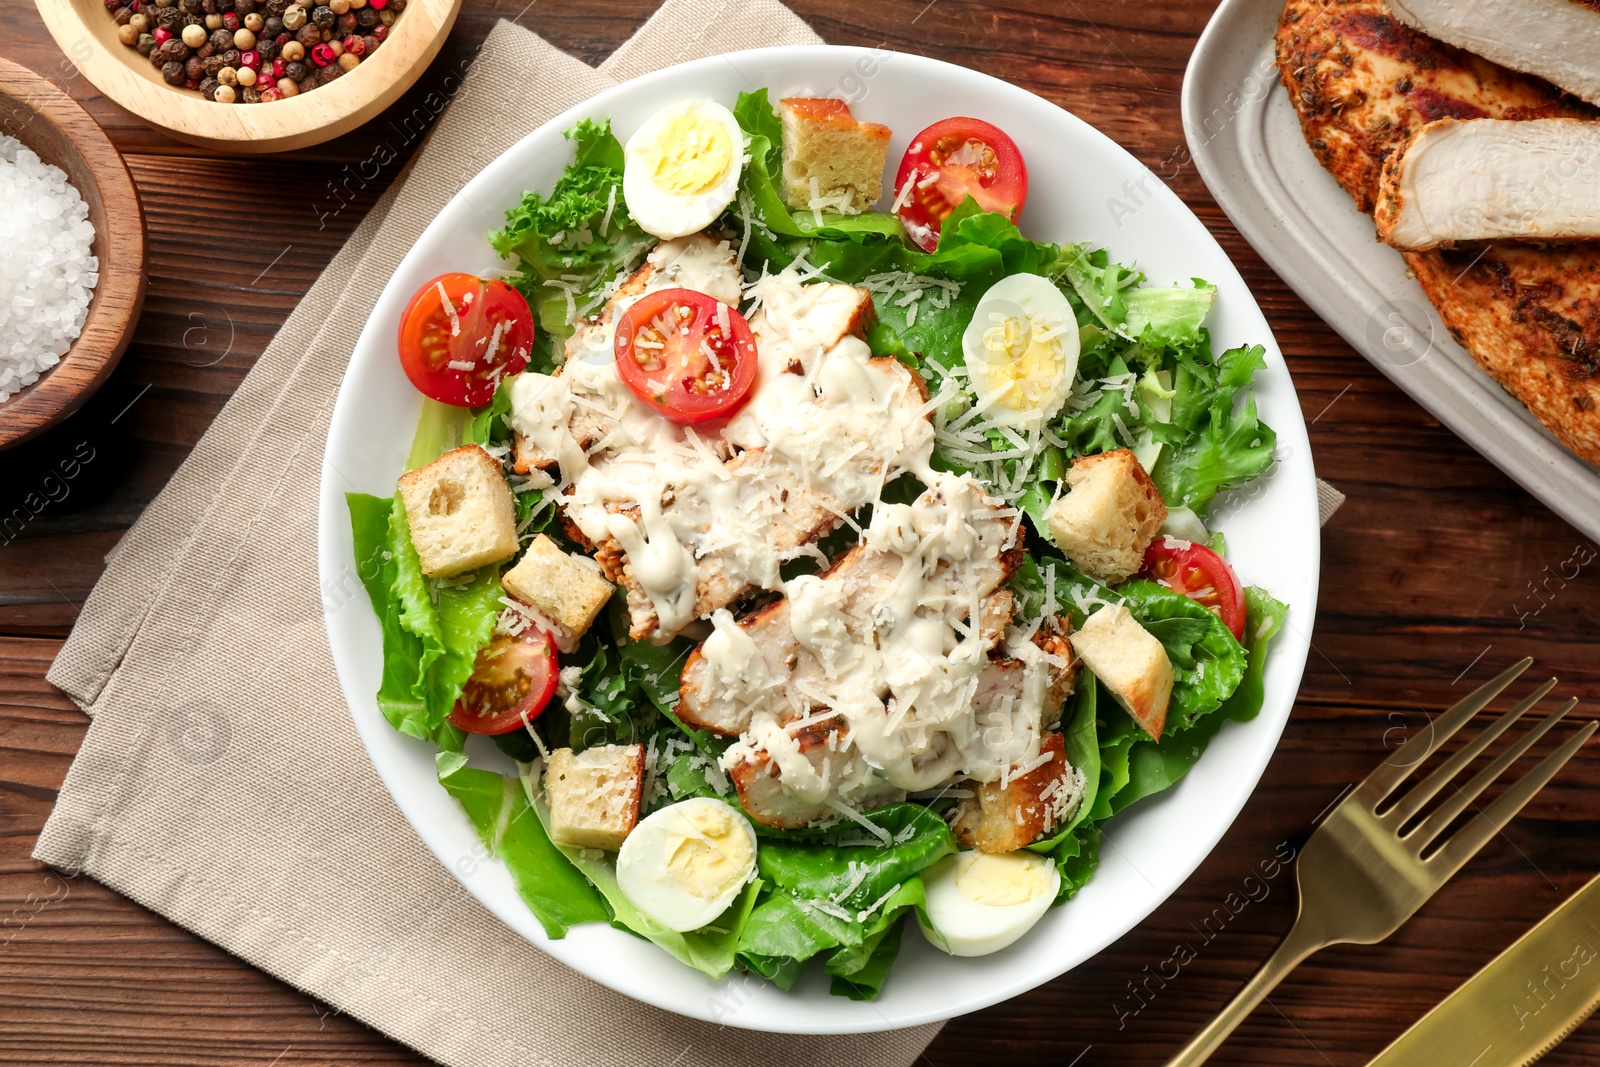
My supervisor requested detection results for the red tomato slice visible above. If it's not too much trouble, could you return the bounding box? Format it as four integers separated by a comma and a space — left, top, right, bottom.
399, 272, 534, 407
1138, 537, 1247, 641
448, 625, 559, 735
892, 117, 1029, 252
613, 287, 759, 424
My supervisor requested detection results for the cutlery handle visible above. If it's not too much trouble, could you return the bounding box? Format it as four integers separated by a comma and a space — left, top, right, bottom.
1162, 920, 1327, 1067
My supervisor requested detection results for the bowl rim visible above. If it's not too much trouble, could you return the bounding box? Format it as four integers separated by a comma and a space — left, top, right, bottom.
0, 56, 146, 449
34, 0, 463, 154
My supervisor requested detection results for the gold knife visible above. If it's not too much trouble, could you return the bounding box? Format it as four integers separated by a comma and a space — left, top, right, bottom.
1366, 873, 1600, 1067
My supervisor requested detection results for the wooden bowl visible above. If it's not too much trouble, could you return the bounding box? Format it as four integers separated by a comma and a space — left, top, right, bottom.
36, 0, 462, 154
0, 58, 146, 450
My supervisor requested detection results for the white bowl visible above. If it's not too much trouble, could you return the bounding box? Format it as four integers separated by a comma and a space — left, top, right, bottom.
318, 44, 1320, 1035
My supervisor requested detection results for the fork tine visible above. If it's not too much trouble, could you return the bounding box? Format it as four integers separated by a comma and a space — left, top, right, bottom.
1382, 677, 1558, 825
1425, 719, 1596, 877
1352, 657, 1533, 807
1406, 696, 1578, 851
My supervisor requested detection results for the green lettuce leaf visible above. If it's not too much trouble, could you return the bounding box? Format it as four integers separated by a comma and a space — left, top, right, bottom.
436, 752, 609, 938
490, 119, 652, 368
1156, 344, 1277, 516
736, 804, 953, 997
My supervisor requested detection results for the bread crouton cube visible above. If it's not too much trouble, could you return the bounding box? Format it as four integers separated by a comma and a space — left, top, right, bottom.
396, 445, 519, 578
952, 734, 1084, 853
502, 535, 614, 638
1073, 604, 1174, 741
1046, 448, 1168, 585
779, 97, 893, 213
544, 744, 645, 851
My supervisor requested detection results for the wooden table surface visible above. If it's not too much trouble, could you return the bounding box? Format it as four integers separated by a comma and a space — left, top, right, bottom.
2, 1, 1597, 1064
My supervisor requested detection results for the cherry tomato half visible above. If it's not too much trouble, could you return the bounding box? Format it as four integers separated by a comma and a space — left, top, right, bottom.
1138, 537, 1247, 641
613, 287, 759, 424
399, 272, 534, 407
447, 625, 559, 735
892, 117, 1029, 252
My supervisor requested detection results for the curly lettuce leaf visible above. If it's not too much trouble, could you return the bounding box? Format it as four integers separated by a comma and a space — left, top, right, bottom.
490, 119, 651, 369
1156, 344, 1277, 515
436, 752, 609, 938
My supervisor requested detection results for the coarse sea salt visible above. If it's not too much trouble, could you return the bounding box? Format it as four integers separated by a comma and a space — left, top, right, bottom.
0, 135, 98, 404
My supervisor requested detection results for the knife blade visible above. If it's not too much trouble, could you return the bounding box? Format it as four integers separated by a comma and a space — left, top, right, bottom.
1366, 873, 1600, 1067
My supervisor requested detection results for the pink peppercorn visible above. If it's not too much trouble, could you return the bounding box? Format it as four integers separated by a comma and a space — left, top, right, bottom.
342, 35, 365, 56
275, 32, 290, 46
272, 57, 286, 78
372, 24, 388, 40
311, 42, 335, 67
152, 26, 171, 44
240, 49, 260, 70
369, 0, 387, 8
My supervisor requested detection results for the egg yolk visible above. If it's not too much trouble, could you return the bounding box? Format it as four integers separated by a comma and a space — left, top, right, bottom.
661, 803, 753, 898
979, 313, 1068, 411
954, 852, 1054, 906
644, 114, 734, 196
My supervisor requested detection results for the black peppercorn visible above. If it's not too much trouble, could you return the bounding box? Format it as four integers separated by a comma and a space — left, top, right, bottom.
198, 76, 219, 99
311, 5, 334, 28
137, 33, 157, 56
159, 37, 189, 60
263, 0, 286, 15
202, 54, 225, 76
388, 0, 406, 11
335, 11, 355, 34
220, 47, 241, 66
297, 74, 317, 95
263, 15, 282, 36
113, 5, 133, 25
360, 33, 377, 55
162, 59, 186, 84
355, 7, 377, 28
318, 62, 341, 85
185, 54, 205, 81
208, 27, 232, 50
242, 85, 261, 103
295, 24, 320, 46
155, 7, 183, 28
180, 0, 202, 13
255, 38, 277, 61
282, 59, 307, 81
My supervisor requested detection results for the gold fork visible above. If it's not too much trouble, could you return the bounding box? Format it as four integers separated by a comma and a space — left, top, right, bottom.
1164, 658, 1596, 1066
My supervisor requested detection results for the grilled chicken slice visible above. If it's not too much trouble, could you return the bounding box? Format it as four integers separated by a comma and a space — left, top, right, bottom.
1387, 0, 1600, 106
1376, 119, 1600, 249
951, 732, 1083, 854
1409, 246, 1600, 461
1276, 0, 1587, 212
677, 489, 1026, 737
727, 630, 1076, 830
1278, 0, 1600, 465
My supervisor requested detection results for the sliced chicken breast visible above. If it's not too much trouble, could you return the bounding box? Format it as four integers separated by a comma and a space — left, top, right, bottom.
1377, 118, 1600, 249
1387, 0, 1600, 107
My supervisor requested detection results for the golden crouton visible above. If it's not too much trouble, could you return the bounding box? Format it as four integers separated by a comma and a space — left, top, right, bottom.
545, 744, 645, 852
1073, 604, 1174, 740
1046, 448, 1168, 585
502, 535, 614, 638
396, 445, 519, 578
778, 97, 893, 213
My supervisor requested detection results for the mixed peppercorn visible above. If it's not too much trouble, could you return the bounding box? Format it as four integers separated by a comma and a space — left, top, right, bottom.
106, 0, 407, 104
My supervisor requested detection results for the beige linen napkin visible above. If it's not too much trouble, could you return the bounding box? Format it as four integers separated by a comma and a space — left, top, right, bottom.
35, 5, 943, 1065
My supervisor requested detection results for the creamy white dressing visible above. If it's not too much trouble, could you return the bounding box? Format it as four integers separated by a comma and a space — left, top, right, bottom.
718, 473, 1055, 811
508, 241, 932, 637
